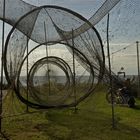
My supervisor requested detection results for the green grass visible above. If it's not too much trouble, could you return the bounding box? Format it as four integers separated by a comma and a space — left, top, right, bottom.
1, 86, 140, 140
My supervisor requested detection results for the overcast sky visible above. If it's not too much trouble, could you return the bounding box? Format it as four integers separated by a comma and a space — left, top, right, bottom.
23, 0, 140, 75
24, 0, 105, 18
1, 0, 140, 75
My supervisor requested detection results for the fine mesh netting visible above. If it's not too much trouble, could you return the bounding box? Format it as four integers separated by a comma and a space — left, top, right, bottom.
0, 0, 124, 109
3, 5, 105, 109
0, 0, 120, 42
95, 0, 140, 88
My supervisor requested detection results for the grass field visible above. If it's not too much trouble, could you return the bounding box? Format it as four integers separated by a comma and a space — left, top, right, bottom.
1, 86, 140, 140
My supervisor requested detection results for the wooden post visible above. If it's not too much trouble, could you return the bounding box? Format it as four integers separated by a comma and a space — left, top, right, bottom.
44, 22, 51, 95
0, 0, 5, 132
26, 38, 29, 112
107, 14, 115, 128
72, 29, 77, 113
136, 41, 140, 98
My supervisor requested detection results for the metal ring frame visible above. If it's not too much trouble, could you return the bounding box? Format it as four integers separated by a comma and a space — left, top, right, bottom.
3, 5, 105, 109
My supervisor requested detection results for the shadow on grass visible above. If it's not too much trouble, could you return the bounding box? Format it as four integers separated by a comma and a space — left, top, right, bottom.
33, 108, 140, 140
133, 105, 140, 110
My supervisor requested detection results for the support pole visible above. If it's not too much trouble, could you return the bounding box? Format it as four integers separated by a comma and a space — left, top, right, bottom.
107, 14, 115, 128
0, 2, 9, 139
136, 41, 140, 98
72, 29, 77, 113
0, 0, 5, 132
26, 38, 29, 112
44, 22, 51, 95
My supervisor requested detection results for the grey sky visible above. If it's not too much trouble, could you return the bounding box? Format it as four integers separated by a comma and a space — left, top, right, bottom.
24, 0, 105, 18
0, 0, 140, 75
23, 0, 140, 75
